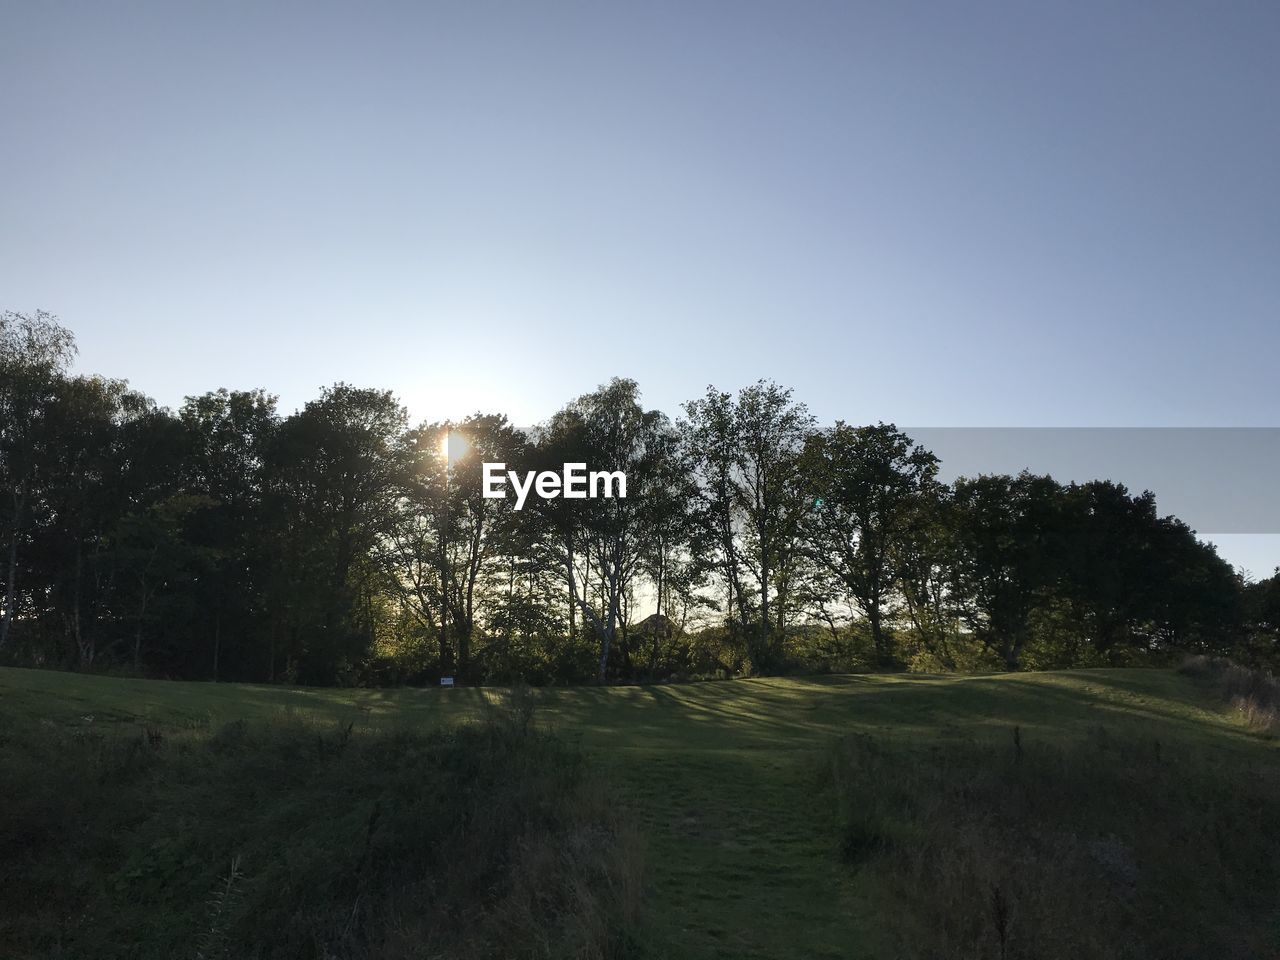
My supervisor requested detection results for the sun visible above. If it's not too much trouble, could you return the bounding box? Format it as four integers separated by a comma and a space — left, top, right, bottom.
441, 429, 470, 463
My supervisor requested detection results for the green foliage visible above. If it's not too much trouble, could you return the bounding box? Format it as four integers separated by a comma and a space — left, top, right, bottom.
1239, 570, 1280, 668
899, 627, 1003, 673
682, 381, 816, 674
950, 472, 1066, 669
800, 422, 939, 666
2, 312, 1261, 684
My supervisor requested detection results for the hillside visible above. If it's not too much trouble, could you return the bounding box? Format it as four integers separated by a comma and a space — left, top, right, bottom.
2, 667, 1275, 959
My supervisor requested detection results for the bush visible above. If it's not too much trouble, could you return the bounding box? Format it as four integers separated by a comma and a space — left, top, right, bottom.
0, 703, 644, 959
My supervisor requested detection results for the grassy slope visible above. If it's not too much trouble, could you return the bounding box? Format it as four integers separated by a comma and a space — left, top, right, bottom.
2, 666, 1271, 959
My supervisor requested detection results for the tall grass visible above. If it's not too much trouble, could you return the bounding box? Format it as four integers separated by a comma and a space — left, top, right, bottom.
1180, 654, 1280, 736
829, 726, 1280, 960
0, 696, 643, 959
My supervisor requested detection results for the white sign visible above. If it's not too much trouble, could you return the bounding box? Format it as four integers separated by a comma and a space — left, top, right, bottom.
440, 676, 454, 687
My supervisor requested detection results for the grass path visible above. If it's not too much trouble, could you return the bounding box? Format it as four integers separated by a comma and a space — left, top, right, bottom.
2, 666, 1269, 958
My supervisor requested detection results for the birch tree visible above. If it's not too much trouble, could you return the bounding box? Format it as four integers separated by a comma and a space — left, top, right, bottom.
0, 311, 76, 649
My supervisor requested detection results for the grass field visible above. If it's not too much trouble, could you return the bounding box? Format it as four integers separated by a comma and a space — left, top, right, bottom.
3, 666, 1276, 959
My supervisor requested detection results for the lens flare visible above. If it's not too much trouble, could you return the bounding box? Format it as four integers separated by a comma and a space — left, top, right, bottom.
441, 430, 469, 463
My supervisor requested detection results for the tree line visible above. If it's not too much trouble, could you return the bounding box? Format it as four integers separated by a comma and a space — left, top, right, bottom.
2, 311, 1276, 685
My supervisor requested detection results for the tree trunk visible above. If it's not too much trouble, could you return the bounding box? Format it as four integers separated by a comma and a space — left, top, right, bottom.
757, 550, 772, 674
0, 530, 16, 649
565, 551, 611, 683
133, 585, 149, 670
868, 601, 887, 665
438, 617, 452, 676
596, 629, 612, 682
1000, 632, 1022, 671
0, 486, 25, 650
655, 542, 665, 618
566, 538, 576, 642
597, 561, 621, 682
73, 540, 92, 669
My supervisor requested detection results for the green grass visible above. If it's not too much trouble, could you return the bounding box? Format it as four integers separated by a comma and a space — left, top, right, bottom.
3, 709, 642, 960
2, 666, 1275, 959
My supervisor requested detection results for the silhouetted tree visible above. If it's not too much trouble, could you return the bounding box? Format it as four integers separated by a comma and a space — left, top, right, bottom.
1, 313, 1259, 683
1244, 570, 1280, 666
533, 379, 675, 681
893, 483, 964, 668
387, 413, 529, 679
265, 384, 407, 683
0, 310, 77, 650
951, 472, 1066, 670
683, 381, 814, 673
801, 423, 939, 665
178, 389, 279, 679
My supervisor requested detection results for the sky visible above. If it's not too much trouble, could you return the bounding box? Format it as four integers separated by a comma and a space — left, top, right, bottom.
3, 1, 1278, 573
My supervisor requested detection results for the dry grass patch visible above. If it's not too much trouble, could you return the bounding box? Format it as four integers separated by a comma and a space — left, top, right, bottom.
1180, 654, 1280, 736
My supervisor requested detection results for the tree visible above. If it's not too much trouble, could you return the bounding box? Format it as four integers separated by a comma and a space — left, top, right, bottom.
683, 381, 815, 673
1142, 516, 1242, 655
111, 492, 218, 671
893, 483, 964, 668
533, 378, 674, 681
801, 423, 939, 665
678, 387, 748, 666
0, 311, 1261, 683
386, 413, 529, 679
27, 376, 160, 667
1244, 570, 1280, 667
0, 310, 77, 649
177, 389, 279, 679
951, 472, 1066, 670
1048, 481, 1241, 661
265, 384, 407, 683
1056, 481, 1163, 655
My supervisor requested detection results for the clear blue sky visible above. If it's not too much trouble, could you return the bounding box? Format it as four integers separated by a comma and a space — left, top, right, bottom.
3, 1, 1278, 572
